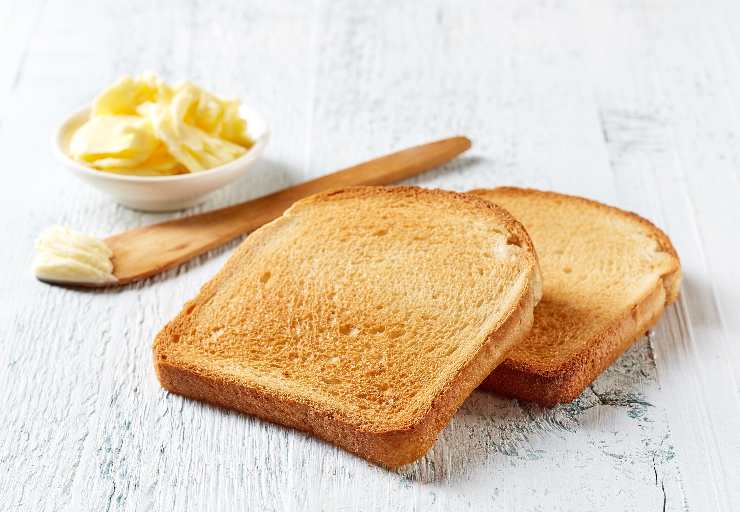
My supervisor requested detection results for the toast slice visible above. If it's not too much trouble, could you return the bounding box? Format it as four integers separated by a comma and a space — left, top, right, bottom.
154, 186, 542, 467
470, 187, 681, 406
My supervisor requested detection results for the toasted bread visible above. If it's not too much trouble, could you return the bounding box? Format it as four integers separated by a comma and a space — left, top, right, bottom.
154, 186, 542, 467
470, 187, 681, 406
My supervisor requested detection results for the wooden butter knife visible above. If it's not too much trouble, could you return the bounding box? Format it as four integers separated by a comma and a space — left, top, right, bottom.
92, 136, 470, 287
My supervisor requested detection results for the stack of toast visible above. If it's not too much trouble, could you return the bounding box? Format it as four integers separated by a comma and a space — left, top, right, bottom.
154, 184, 680, 468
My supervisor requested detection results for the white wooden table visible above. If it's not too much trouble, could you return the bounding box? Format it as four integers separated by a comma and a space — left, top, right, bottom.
2, 1, 739, 510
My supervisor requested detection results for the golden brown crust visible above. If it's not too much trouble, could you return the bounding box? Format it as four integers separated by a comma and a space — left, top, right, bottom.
296, 185, 539, 258
482, 274, 671, 405
470, 187, 682, 406
471, 186, 680, 266
156, 275, 538, 468
153, 185, 542, 466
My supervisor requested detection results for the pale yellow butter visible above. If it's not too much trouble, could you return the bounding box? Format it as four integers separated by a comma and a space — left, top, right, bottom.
32, 226, 116, 285
69, 74, 253, 176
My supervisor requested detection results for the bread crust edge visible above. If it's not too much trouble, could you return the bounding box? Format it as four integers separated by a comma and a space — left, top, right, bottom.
481, 269, 678, 406
470, 187, 682, 406
155, 275, 537, 468
153, 185, 542, 468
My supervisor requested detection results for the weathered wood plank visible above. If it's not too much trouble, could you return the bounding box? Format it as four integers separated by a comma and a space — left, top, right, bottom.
1, 1, 738, 510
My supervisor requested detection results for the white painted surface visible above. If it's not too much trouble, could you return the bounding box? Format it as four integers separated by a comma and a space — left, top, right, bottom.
1, 1, 738, 510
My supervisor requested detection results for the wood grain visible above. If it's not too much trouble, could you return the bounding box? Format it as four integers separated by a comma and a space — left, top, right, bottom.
1, 0, 738, 511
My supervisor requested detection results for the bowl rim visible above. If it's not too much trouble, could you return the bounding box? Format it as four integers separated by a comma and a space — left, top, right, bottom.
52, 103, 270, 183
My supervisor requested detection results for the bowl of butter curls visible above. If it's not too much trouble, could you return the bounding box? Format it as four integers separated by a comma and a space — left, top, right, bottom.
54, 73, 269, 211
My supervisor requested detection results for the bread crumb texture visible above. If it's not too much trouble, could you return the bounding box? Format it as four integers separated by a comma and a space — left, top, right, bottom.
154, 186, 540, 466
472, 187, 681, 404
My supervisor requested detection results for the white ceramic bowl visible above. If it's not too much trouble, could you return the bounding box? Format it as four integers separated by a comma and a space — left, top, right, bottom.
53, 103, 269, 211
